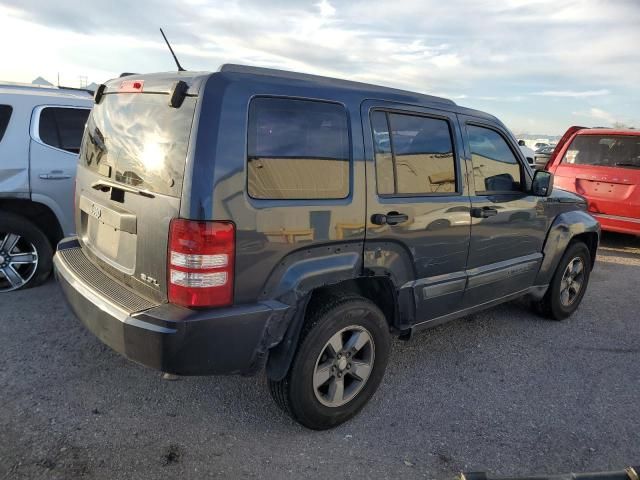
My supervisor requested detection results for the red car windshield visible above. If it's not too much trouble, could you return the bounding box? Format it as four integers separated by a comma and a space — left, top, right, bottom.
562, 134, 640, 169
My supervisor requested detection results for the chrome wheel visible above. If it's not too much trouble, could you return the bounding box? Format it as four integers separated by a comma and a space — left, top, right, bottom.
313, 325, 375, 408
0, 232, 39, 292
559, 256, 585, 307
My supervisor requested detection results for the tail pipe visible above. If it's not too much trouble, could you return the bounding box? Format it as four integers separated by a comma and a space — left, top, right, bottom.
460, 467, 639, 480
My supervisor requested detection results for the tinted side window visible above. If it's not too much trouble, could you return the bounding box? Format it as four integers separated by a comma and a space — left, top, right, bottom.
371, 111, 456, 195
56, 108, 90, 153
38, 107, 89, 153
371, 111, 394, 194
247, 98, 350, 200
0, 105, 12, 143
467, 125, 522, 193
39, 108, 59, 148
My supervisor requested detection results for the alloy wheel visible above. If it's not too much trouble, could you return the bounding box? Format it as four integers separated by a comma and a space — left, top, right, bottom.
559, 256, 585, 307
0, 232, 39, 292
312, 325, 375, 408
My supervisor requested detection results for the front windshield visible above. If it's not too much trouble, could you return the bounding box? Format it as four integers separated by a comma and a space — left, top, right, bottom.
562, 134, 640, 168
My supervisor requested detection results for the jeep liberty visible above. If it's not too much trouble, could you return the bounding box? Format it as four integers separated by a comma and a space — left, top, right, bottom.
54, 65, 600, 429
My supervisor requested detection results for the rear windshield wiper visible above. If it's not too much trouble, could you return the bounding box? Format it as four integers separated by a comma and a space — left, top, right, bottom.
614, 162, 640, 168
91, 180, 155, 198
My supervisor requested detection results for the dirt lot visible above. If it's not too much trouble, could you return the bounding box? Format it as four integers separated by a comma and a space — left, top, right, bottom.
1, 233, 639, 479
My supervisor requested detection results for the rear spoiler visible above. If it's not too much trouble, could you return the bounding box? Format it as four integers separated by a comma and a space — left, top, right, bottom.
93, 79, 189, 108
546, 125, 587, 169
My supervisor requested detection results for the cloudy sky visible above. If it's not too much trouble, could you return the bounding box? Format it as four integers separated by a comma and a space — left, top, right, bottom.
1, 0, 638, 134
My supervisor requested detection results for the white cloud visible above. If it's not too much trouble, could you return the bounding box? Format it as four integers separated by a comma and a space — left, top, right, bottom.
475, 95, 524, 102
531, 89, 611, 98
0, 0, 638, 134
316, 0, 336, 18
430, 54, 461, 68
572, 108, 616, 124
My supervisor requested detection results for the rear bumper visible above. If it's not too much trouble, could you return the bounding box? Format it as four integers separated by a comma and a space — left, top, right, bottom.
593, 213, 640, 236
54, 237, 291, 375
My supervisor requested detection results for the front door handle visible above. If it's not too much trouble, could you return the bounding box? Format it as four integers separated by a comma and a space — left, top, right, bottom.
471, 206, 498, 218
371, 211, 409, 226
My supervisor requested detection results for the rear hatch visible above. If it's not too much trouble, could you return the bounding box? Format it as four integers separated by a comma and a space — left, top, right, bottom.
553, 133, 640, 218
75, 74, 202, 304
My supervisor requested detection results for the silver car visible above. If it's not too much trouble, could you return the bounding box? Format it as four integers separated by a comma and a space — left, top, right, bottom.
0, 83, 92, 292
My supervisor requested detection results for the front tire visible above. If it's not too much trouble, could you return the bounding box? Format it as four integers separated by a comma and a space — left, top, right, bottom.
0, 213, 53, 292
534, 241, 592, 320
268, 294, 391, 430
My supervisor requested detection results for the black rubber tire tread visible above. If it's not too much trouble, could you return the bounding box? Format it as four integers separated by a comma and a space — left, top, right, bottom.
0, 212, 53, 291
535, 240, 591, 321
268, 293, 361, 416
268, 292, 390, 429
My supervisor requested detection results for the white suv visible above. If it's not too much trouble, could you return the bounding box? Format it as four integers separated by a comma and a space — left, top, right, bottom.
0, 83, 92, 292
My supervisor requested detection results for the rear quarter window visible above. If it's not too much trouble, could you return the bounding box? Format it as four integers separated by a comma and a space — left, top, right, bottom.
38, 107, 90, 154
0, 105, 12, 143
247, 97, 350, 200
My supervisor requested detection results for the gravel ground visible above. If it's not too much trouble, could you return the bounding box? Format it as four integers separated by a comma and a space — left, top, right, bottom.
1, 233, 639, 479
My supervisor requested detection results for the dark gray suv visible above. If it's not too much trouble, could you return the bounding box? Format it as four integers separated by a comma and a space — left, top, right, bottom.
54, 65, 600, 429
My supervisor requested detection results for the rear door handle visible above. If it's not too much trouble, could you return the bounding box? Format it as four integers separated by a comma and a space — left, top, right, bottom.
471, 207, 498, 218
371, 211, 409, 226
39, 172, 71, 180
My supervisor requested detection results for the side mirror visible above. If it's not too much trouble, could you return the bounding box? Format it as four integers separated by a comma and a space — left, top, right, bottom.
532, 170, 554, 197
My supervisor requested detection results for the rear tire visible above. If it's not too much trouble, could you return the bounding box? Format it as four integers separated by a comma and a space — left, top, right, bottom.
534, 241, 591, 320
0, 212, 53, 292
268, 294, 391, 430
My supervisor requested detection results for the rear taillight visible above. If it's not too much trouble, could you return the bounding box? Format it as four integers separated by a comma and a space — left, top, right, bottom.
168, 219, 235, 308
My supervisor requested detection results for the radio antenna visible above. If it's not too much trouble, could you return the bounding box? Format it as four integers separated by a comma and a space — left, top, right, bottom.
160, 28, 186, 72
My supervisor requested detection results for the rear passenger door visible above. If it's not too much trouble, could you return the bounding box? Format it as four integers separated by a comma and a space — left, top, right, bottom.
30, 106, 90, 235
361, 100, 471, 325
460, 118, 547, 307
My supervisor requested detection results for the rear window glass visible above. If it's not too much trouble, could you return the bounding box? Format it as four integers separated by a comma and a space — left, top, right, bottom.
39, 107, 90, 153
0, 105, 12, 142
562, 135, 640, 169
81, 93, 197, 197
371, 110, 457, 195
247, 97, 350, 200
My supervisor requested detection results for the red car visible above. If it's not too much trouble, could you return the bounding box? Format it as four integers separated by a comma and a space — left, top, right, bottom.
546, 126, 640, 235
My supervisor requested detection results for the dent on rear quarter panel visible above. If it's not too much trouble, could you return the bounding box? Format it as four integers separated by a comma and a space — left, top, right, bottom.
0, 168, 29, 195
